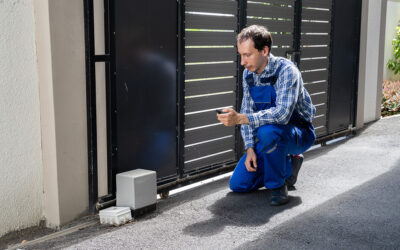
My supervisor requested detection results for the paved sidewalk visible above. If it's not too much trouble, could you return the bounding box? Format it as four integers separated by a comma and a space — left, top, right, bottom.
26, 116, 400, 249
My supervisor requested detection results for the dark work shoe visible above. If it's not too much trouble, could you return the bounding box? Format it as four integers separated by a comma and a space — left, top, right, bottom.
286, 154, 304, 187
269, 183, 289, 206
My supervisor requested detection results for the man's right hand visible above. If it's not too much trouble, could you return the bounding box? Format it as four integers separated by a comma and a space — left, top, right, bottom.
245, 148, 257, 172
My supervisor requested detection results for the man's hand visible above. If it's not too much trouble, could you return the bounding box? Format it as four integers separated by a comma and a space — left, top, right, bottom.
245, 148, 257, 172
216, 108, 249, 126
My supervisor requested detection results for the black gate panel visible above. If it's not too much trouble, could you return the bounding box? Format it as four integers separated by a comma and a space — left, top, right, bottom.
184, 0, 238, 172
114, 0, 177, 179
328, 0, 362, 133
85, 0, 363, 207
299, 0, 332, 137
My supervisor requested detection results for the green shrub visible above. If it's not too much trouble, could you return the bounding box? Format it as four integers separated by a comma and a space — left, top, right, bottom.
381, 80, 400, 117
387, 22, 400, 75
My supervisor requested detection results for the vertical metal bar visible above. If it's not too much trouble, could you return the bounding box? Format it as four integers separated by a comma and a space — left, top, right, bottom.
235, 0, 247, 159
350, 0, 363, 127
293, 0, 302, 67
83, 0, 98, 214
103, 0, 117, 197
326, 0, 335, 133
109, 0, 118, 195
103, 0, 111, 195
177, 0, 186, 178
238, 0, 247, 31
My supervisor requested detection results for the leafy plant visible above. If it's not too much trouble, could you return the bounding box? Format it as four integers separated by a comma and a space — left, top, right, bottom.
387, 22, 400, 75
381, 80, 400, 117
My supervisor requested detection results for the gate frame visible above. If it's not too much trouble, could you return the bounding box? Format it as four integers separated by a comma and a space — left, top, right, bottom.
83, 0, 361, 213
83, 0, 117, 213
177, 0, 186, 181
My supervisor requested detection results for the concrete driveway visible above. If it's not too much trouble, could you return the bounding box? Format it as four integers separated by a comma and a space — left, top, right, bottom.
24, 115, 400, 249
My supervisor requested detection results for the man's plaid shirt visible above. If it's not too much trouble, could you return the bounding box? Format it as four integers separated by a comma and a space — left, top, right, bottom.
240, 54, 316, 150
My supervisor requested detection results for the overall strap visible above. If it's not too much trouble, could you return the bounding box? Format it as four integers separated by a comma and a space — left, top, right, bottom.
245, 71, 255, 88
267, 60, 288, 86
258, 59, 288, 86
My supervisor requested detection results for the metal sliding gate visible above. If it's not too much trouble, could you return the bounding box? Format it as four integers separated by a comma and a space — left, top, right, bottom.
183, 0, 336, 175
247, 0, 333, 137
183, 1, 240, 173
84, 0, 361, 212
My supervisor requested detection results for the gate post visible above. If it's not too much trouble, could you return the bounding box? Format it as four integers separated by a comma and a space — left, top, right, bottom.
83, 0, 99, 214
236, 0, 247, 160
292, 0, 302, 67
177, 0, 186, 179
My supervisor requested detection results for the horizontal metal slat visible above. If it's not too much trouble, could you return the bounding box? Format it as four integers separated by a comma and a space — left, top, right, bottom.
302, 0, 332, 9
186, 63, 236, 79
301, 35, 330, 45
312, 115, 326, 128
186, 47, 237, 62
185, 92, 236, 112
185, 31, 236, 46
310, 92, 327, 105
186, 77, 236, 96
301, 47, 329, 58
185, 0, 237, 14
315, 126, 327, 137
302, 69, 328, 82
304, 81, 328, 94
186, 111, 220, 129
247, 3, 294, 19
315, 104, 327, 116
302, 8, 331, 21
272, 34, 293, 46
185, 136, 235, 161
300, 58, 329, 71
247, 19, 294, 33
271, 48, 289, 57
302, 22, 331, 33
186, 14, 237, 30
248, 0, 294, 5
185, 125, 235, 145
185, 150, 236, 171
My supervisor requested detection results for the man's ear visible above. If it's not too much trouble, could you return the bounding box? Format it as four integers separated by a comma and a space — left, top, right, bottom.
262, 46, 269, 56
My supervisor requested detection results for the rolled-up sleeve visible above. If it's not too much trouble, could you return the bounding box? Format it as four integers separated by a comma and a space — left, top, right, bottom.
240, 71, 256, 150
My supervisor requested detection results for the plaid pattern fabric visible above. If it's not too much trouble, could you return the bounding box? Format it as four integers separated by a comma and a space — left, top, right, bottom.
240, 54, 316, 150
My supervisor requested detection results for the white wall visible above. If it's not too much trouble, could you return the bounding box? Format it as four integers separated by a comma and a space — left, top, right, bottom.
46, 0, 89, 225
33, 0, 90, 229
384, 0, 400, 81
362, 0, 387, 123
0, 0, 43, 237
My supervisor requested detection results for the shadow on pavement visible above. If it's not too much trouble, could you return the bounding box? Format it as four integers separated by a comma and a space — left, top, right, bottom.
235, 159, 400, 249
183, 190, 302, 237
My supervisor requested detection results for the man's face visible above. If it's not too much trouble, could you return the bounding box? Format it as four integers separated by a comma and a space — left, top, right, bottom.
237, 39, 269, 74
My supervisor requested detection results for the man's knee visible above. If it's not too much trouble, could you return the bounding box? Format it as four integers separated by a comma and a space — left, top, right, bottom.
229, 176, 253, 193
256, 124, 282, 143
255, 124, 283, 153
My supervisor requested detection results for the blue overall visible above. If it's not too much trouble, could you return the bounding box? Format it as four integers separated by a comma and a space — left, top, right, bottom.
229, 65, 316, 191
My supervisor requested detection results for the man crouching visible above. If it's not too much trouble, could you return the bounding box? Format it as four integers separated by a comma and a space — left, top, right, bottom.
217, 25, 316, 206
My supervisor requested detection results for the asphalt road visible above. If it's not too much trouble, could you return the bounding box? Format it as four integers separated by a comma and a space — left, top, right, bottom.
25, 115, 400, 249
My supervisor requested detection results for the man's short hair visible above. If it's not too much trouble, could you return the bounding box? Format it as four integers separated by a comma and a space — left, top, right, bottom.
237, 25, 273, 54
